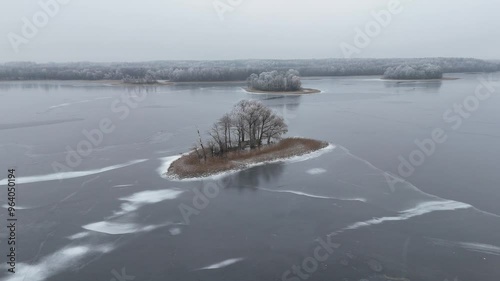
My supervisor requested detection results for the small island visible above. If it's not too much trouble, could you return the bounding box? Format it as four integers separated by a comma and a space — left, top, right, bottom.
167, 100, 329, 179
383, 64, 446, 80
244, 69, 320, 94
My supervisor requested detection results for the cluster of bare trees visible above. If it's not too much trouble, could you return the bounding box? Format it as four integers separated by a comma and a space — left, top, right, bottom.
247, 69, 302, 91
0, 58, 498, 82
195, 100, 288, 161
383, 64, 443, 80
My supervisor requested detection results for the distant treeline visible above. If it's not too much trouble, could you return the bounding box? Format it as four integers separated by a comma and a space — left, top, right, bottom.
0, 58, 498, 82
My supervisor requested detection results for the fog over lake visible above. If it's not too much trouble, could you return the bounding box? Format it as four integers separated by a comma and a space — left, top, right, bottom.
1, 0, 500, 61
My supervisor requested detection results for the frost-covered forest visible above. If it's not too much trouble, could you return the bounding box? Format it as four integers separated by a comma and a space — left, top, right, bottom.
247, 70, 302, 91
383, 64, 444, 80
0, 58, 498, 82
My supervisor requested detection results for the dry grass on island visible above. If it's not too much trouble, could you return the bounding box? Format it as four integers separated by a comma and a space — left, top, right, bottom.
168, 138, 328, 179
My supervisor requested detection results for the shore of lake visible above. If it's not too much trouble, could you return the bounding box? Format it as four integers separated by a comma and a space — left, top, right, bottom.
243, 87, 321, 95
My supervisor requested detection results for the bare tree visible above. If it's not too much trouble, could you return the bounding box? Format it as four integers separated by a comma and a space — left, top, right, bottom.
209, 122, 225, 156
197, 129, 207, 163
263, 115, 288, 144
220, 114, 232, 149
197, 100, 289, 159
230, 100, 288, 148
193, 144, 202, 161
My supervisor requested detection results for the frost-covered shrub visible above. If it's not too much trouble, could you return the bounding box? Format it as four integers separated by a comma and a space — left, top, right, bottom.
247, 69, 302, 91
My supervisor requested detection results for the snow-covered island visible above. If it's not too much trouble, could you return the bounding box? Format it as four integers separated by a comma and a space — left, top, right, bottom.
165, 100, 329, 180
383, 64, 452, 80
244, 70, 320, 94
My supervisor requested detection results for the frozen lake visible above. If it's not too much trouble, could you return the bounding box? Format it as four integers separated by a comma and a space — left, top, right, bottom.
1, 74, 499, 281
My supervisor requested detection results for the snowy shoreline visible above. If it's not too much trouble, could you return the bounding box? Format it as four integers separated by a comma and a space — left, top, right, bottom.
159, 143, 336, 182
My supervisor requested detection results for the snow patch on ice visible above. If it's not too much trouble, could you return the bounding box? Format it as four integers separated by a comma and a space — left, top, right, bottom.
197, 258, 244, 270
0, 159, 147, 185
429, 238, 500, 256
169, 227, 182, 236
330, 200, 471, 236
2, 204, 31, 210
82, 221, 167, 235
66, 232, 90, 240
2, 244, 113, 281
114, 189, 184, 216
112, 184, 134, 188
306, 168, 327, 175
157, 155, 184, 178
459, 242, 500, 256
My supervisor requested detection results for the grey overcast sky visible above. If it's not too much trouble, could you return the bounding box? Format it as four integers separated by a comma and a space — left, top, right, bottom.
0, 0, 498, 62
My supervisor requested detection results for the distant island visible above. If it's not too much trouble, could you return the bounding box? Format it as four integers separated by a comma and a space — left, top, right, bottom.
383, 64, 446, 80
244, 70, 320, 94
167, 100, 329, 179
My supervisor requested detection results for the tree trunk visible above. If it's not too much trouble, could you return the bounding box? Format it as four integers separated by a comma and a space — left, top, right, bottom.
197, 129, 207, 163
